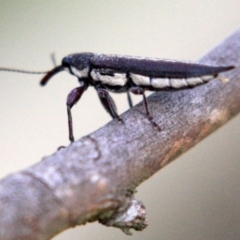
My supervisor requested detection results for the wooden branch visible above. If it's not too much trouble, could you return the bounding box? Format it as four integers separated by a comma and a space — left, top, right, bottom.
0, 28, 240, 240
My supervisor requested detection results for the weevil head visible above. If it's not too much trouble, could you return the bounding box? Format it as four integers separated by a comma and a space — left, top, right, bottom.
40, 53, 94, 86
62, 53, 94, 78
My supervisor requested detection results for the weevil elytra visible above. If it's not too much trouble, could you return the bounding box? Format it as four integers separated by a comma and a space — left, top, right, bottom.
0, 53, 234, 142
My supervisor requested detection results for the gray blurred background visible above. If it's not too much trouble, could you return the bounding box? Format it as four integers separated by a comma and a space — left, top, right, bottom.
0, 1, 240, 239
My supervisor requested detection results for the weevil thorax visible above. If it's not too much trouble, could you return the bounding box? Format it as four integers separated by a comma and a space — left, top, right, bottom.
62, 53, 94, 78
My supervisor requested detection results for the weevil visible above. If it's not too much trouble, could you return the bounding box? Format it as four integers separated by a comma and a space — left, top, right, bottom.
0, 53, 234, 142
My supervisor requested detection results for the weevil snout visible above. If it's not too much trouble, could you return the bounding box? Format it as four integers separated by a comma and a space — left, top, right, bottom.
40, 65, 64, 86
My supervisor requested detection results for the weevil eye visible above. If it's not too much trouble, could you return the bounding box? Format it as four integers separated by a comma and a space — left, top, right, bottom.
62, 57, 72, 73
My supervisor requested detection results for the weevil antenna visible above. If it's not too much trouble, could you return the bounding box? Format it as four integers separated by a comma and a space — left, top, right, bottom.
50, 53, 57, 67
0, 67, 48, 74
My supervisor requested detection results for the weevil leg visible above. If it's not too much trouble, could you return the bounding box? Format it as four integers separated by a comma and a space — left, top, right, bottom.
127, 90, 133, 108
95, 86, 123, 122
66, 85, 86, 142
129, 87, 150, 115
129, 86, 160, 130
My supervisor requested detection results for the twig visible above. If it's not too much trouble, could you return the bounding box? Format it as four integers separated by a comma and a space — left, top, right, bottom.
0, 28, 239, 240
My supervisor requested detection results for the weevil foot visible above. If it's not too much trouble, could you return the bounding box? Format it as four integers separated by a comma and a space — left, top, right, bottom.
147, 116, 161, 131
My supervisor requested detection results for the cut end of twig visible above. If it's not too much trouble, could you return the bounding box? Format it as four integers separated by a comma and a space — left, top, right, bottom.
99, 199, 147, 235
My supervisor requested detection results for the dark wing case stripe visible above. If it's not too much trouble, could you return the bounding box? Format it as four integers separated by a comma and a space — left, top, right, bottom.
90, 54, 234, 78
